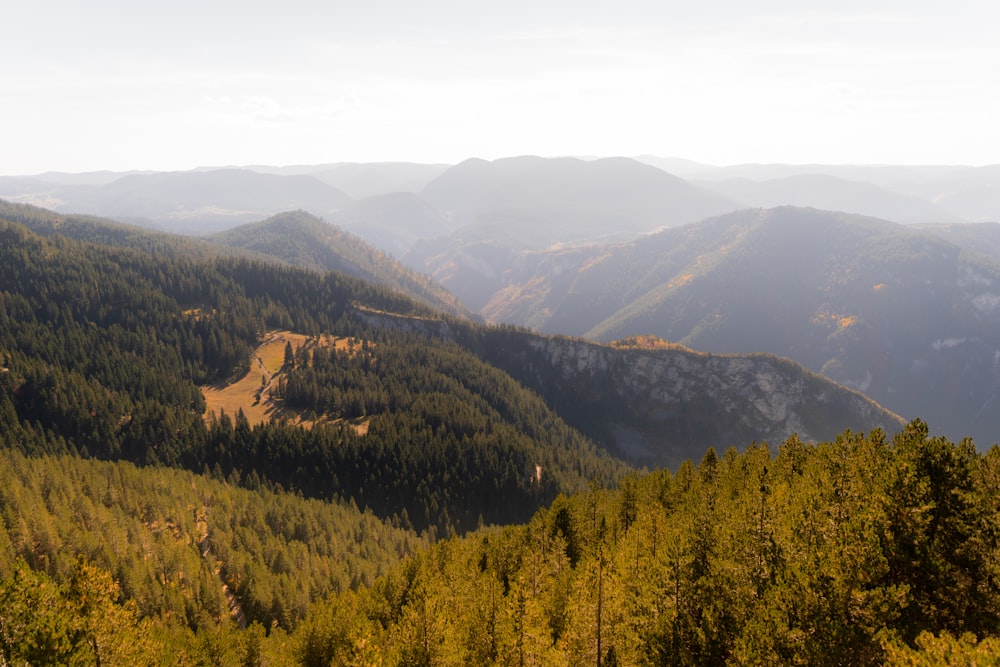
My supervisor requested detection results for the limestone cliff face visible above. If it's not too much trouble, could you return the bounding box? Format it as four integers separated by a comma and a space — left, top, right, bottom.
519, 336, 904, 468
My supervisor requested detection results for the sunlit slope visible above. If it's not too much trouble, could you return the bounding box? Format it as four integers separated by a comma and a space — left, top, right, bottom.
480, 207, 1000, 446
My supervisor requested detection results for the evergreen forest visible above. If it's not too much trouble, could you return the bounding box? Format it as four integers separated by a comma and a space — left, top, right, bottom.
0, 200, 998, 664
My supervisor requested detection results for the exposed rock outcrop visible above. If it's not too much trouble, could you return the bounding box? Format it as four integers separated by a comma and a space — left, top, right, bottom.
516, 335, 904, 468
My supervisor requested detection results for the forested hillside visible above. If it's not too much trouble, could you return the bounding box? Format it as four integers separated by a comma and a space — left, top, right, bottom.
0, 449, 424, 664
0, 200, 469, 318
0, 198, 997, 664
0, 208, 624, 535
287, 422, 1000, 666
915, 221, 1000, 263
209, 210, 472, 318
0, 199, 906, 483
3, 422, 997, 665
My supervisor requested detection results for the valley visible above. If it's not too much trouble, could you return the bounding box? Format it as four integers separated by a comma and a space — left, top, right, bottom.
6, 0, 999, 657
0, 155, 998, 664
416, 205, 1000, 447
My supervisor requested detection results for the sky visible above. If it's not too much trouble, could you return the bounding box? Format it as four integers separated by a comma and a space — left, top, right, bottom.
2, 0, 998, 174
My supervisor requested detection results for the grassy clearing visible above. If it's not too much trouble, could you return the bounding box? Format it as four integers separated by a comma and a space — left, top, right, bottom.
202, 331, 368, 433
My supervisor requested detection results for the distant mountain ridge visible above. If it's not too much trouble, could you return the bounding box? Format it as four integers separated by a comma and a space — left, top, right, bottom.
2, 156, 998, 261
234, 161, 448, 198
419, 155, 737, 239
638, 158, 1000, 222
476, 206, 1000, 447
699, 173, 961, 224
330, 192, 453, 258
0, 168, 351, 233
402, 156, 739, 309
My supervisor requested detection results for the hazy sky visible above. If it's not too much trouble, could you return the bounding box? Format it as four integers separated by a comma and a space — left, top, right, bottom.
3, 0, 997, 173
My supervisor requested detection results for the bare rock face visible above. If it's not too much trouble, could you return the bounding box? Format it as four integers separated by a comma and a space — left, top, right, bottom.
522, 336, 904, 468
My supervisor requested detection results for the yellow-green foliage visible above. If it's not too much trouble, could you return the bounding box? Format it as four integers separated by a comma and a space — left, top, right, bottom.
293, 421, 1000, 666
1, 421, 996, 664
0, 449, 426, 636
883, 631, 1000, 666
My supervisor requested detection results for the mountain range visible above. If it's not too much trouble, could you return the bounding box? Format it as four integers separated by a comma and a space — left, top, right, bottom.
6, 155, 997, 245
467, 207, 1000, 446
638, 157, 1000, 222
696, 174, 959, 224
3, 155, 998, 448
0, 199, 902, 473
0, 154, 997, 663
0, 168, 350, 233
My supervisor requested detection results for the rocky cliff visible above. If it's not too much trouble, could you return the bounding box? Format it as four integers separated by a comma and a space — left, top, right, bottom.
505, 335, 905, 468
